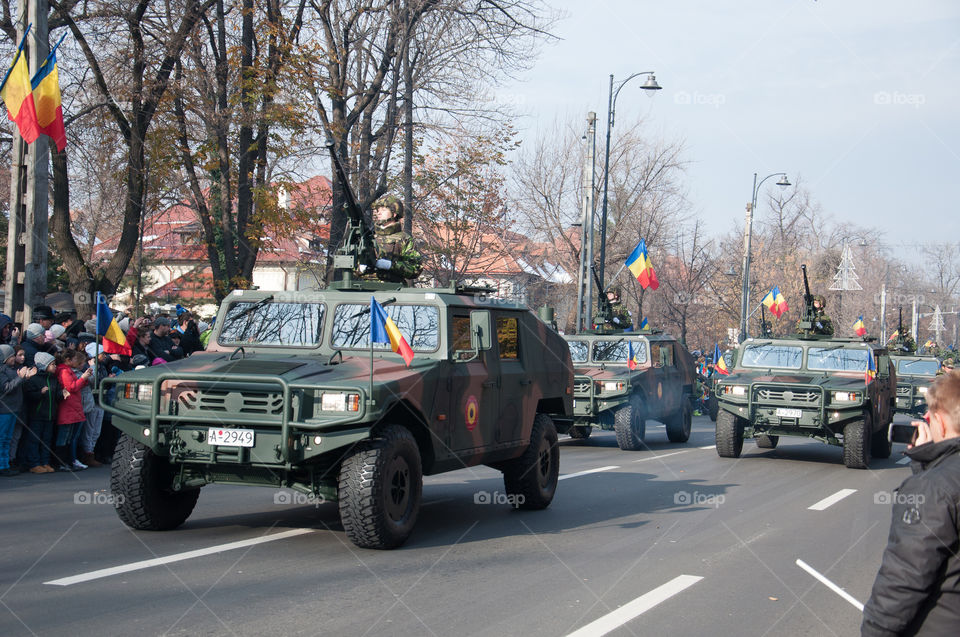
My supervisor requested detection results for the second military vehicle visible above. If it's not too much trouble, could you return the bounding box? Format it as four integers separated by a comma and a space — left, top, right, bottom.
101, 139, 573, 550
714, 266, 897, 469
891, 353, 940, 417
557, 332, 697, 450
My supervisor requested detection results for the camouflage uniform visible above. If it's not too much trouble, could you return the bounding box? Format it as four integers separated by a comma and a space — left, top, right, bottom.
603, 289, 632, 330
796, 295, 833, 335
370, 196, 423, 284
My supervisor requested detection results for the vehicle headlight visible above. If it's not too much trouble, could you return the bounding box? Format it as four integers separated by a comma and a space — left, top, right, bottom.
596, 381, 626, 393
123, 383, 152, 401
320, 392, 360, 412
832, 391, 860, 402
918, 386, 928, 394
722, 385, 747, 397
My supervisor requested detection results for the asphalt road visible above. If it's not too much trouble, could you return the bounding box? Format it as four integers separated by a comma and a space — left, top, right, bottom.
0, 415, 916, 637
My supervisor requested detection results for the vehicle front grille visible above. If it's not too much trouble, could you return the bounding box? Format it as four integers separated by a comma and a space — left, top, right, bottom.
573, 380, 592, 395
754, 386, 820, 404
176, 388, 285, 416
896, 384, 911, 397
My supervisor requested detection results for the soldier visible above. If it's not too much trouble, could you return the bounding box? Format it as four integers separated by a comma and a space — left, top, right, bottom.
894, 329, 917, 353
370, 196, 422, 284
797, 295, 833, 335
605, 288, 632, 330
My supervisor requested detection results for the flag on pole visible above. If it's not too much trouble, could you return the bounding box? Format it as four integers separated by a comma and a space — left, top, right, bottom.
625, 239, 659, 290
627, 341, 639, 370
638, 317, 649, 330
865, 352, 876, 385
96, 293, 132, 355
370, 296, 414, 366
760, 286, 789, 319
853, 315, 866, 337
0, 24, 40, 143
713, 344, 730, 375
29, 34, 67, 151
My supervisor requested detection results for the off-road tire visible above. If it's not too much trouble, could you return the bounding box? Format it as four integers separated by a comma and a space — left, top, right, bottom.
870, 411, 892, 459
756, 434, 779, 449
111, 434, 200, 531
339, 425, 422, 549
708, 394, 719, 422
716, 410, 744, 458
502, 414, 559, 510
666, 400, 693, 443
614, 400, 646, 451
567, 425, 592, 440
843, 415, 871, 469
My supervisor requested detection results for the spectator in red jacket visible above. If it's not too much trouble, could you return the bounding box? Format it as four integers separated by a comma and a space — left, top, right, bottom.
54, 350, 93, 471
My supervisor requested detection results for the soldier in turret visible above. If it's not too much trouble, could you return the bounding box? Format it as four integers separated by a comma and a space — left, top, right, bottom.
797, 294, 833, 335
605, 288, 633, 330
370, 196, 422, 285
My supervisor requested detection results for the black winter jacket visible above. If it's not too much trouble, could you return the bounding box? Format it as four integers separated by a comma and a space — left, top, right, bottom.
23, 370, 59, 421
862, 437, 960, 636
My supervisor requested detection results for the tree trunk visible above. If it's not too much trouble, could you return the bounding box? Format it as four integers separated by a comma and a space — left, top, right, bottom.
50, 148, 96, 318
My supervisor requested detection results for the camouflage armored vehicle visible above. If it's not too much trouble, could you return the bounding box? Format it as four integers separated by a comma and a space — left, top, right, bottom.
101, 141, 573, 550
556, 332, 697, 450
890, 353, 940, 417
714, 266, 897, 469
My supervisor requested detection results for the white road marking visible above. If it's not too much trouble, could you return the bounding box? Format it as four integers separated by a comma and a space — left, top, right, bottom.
44, 528, 314, 586
566, 574, 704, 637
633, 450, 689, 462
808, 488, 857, 511
796, 559, 865, 611
897, 456, 911, 465
698, 445, 715, 450
559, 466, 619, 481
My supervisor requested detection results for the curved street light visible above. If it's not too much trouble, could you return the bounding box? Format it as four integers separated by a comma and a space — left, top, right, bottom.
739, 172, 791, 341
596, 72, 661, 311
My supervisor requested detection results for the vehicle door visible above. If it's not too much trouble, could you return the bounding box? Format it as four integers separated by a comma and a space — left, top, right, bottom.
448, 310, 501, 454
649, 341, 680, 420
494, 312, 525, 444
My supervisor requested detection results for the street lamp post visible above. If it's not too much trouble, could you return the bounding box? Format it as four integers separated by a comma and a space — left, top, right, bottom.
738, 172, 790, 342
597, 71, 661, 312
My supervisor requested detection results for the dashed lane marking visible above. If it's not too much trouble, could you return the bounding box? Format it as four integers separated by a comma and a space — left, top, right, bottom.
565, 574, 704, 637
796, 559, 865, 611
45, 528, 314, 586
698, 445, 715, 450
808, 488, 857, 511
558, 466, 620, 481
633, 450, 689, 462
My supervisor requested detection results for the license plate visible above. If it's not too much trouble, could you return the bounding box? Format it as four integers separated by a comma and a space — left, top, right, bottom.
208, 428, 255, 447
776, 408, 802, 419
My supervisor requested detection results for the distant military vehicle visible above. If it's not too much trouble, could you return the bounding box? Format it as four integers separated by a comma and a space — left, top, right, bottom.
887, 309, 940, 417
714, 265, 897, 469
101, 139, 573, 550
556, 332, 697, 450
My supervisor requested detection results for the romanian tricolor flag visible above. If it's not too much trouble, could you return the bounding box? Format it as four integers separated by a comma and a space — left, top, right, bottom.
760, 286, 789, 319
371, 296, 414, 366
96, 293, 132, 356
887, 331, 898, 342
639, 317, 649, 330
865, 352, 876, 385
625, 239, 659, 290
713, 344, 730, 375
924, 339, 935, 349
0, 25, 40, 144
854, 315, 866, 337
627, 341, 639, 370
30, 36, 66, 151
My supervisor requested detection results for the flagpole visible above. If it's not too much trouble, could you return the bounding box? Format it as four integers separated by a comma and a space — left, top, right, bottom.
368, 297, 375, 407
602, 263, 628, 293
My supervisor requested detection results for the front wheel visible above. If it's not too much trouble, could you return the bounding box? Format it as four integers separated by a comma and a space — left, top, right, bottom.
708, 393, 719, 422
843, 414, 871, 469
715, 410, 744, 458
666, 400, 693, 443
111, 434, 200, 531
614, 400, 646, 451
339, 425, 423, 549
503, 413, 559, 510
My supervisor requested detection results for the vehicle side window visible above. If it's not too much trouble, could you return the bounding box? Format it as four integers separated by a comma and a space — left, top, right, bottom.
662, 344, 675, 367
651, 344, 663, 368
451, 316, 471, 359
496, 316, 519, 360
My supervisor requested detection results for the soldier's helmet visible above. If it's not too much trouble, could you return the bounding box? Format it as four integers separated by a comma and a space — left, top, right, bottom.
606, 286, 621, 301
373, 195, 404, 221
813, 294, 826, 309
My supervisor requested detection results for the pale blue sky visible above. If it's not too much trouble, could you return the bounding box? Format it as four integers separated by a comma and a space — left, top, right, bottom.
503, 0, 960, 255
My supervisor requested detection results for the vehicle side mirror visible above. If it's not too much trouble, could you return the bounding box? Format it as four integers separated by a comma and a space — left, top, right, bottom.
470, 310, 492, 351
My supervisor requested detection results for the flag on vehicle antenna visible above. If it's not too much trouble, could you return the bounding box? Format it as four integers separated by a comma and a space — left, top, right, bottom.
627, 341, 638, 370
625, 239, 659, 290
371, 296, 414, 366
854, 315, 866, 337
865, 352, 876, 385
761, 286, 789, 319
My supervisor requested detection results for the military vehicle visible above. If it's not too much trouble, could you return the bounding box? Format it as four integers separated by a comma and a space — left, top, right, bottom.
101, 139, 573, 550
557, 332, 697, 450
714, 266, 897, 469
888, 310, 940, 417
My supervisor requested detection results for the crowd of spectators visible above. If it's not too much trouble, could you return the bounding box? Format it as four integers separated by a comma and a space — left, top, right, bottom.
0, 303, 213, 477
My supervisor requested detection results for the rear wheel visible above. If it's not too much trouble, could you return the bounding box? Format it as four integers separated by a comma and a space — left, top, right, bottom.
843, 414, 871, 469
503, 413, 559, 510
715, 410, 744, 458
111, 434, 200, 531
339, 425, 423, 549
666, 400, 692, 443
567, 425, 592, 440
870, 411, 892, 459
613, 400, 646, 450
756, 434, 779, 449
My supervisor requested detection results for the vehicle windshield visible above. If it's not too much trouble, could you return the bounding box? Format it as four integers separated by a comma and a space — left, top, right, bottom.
566, 340, 589, 363
591, 339, 648, 364
807, 347, 869, 372
897, 359, 940, 376
331, 304, 439, 351
740, 344, 803, 369
218, 301, 325, 347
